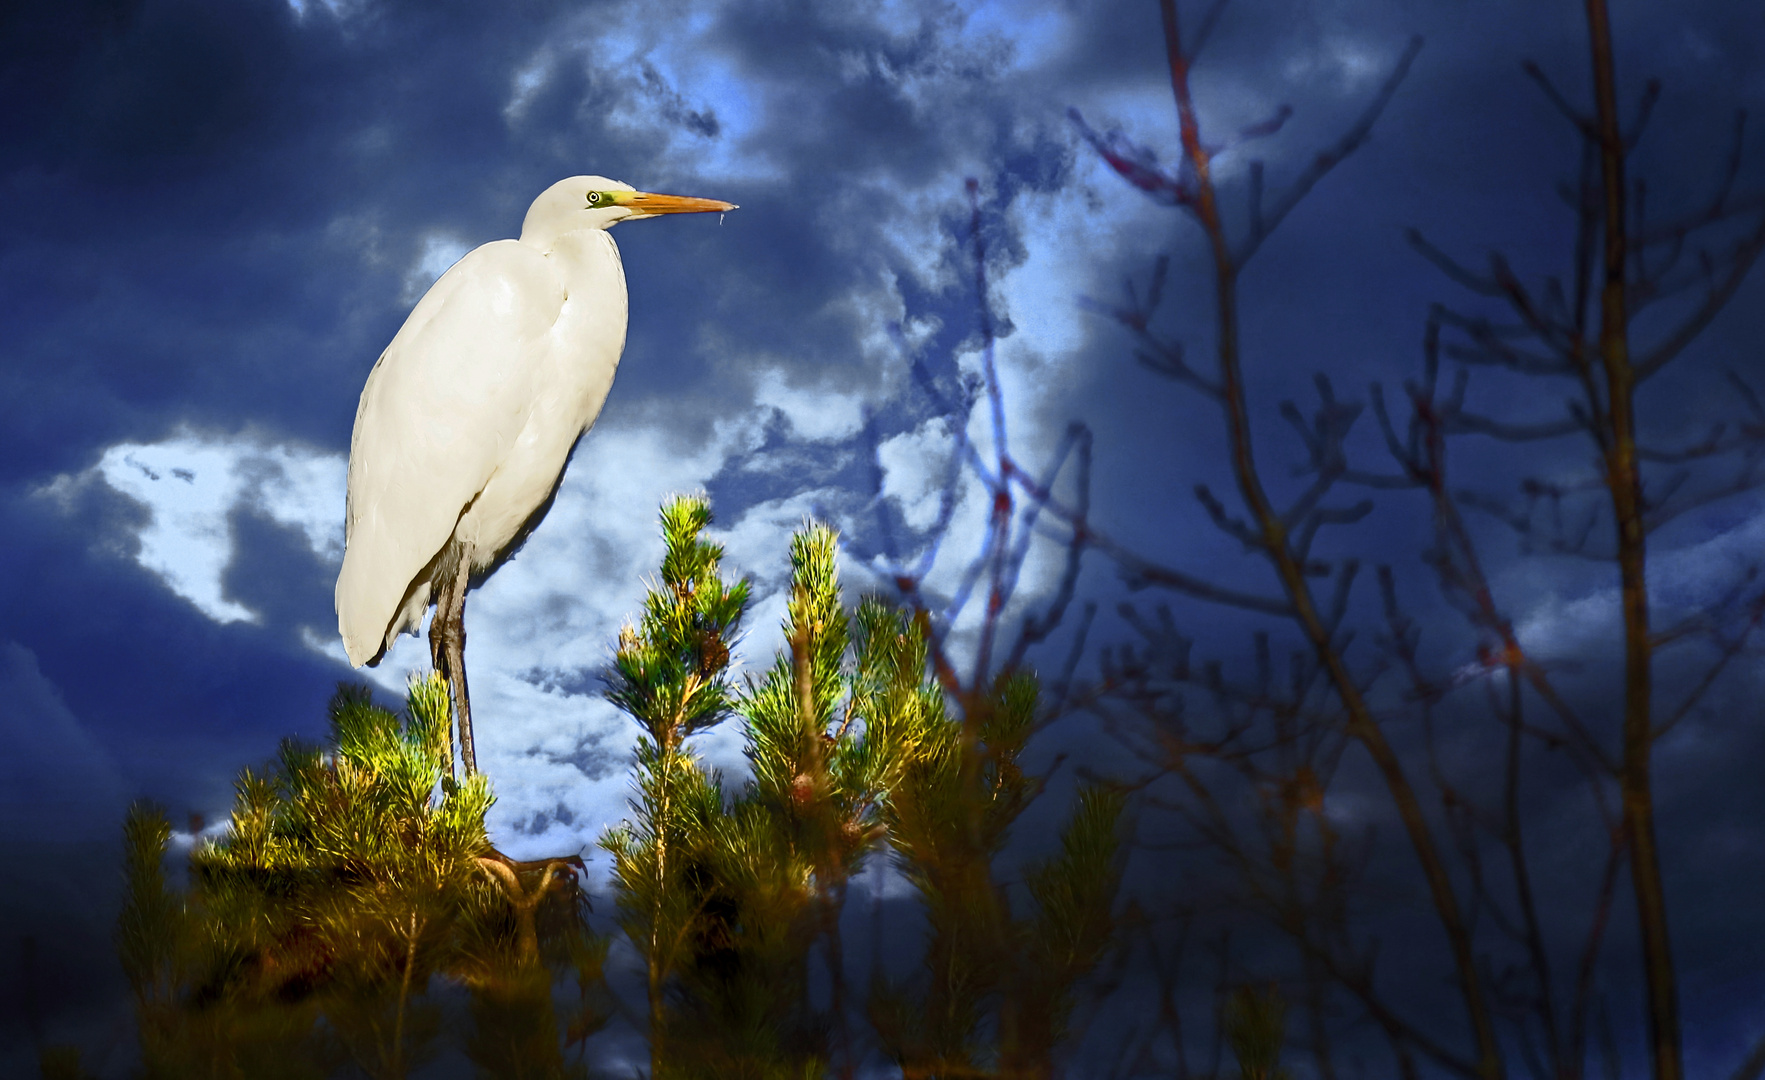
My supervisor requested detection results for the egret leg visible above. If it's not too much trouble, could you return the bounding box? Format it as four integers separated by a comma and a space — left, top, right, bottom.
428, 554, 477, 775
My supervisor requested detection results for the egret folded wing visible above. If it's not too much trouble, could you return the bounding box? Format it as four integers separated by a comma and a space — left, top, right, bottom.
336, 240, 566, 666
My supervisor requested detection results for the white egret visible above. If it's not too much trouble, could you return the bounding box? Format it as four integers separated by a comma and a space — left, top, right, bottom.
336, 176, 736, 775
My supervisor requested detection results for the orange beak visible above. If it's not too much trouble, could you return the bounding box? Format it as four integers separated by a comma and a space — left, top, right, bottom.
622, 191, 738, 217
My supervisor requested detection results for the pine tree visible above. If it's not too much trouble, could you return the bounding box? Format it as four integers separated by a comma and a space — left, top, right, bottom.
716, 525, 938, 1075
116, 674, 606, 1080
603, 506, 951, 1076
599, 495, 750, 1078
874, 668, 1127, 1080
188, 674, 491, 1079
600, 499, 1128, 1077
1223, 983, 1293, 1080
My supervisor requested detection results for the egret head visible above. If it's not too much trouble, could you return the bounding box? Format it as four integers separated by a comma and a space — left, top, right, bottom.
519, 175, 736, 249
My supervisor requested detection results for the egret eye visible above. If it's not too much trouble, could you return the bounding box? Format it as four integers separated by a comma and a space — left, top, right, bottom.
587, 192, 603, 206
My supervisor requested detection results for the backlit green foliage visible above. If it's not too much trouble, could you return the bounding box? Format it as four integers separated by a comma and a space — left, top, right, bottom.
112, 497, 1134, 1078
187, 675, 490, 1078
117, 675, 605, 1080
602, 499, 1126, 1079
870, 666, 1126, 1080
690, 526, 942, 1076
604, 495, 751, 748
1224, 983, 1293, 1080
599, 495, 753, 1077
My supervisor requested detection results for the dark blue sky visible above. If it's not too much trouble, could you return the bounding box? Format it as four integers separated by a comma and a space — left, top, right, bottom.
3, 0, 1764, 1074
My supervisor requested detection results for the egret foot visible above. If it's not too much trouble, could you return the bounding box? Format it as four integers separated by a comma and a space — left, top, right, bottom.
475, 850, 589, 965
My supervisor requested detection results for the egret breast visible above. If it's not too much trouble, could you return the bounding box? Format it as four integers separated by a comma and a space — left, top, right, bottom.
453, 229, 629, 565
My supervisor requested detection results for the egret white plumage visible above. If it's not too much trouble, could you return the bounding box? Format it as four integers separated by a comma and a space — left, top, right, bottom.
336, 176, 735, 775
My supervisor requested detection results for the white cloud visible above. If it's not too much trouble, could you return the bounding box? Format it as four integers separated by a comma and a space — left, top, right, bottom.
878, 416, 958, 532
504, 3, 774, 185
861, 159, 1152, 650
752, 366, 868, 442
284, 0, 362, 21
33, 413, 764, 861
402, 232, 474, 304
503, 54, 556, 124
1511, 497, 1765, 662
847, 269, 942, 369
38, 428, 346, 625
1281, 33, 1389, 92
325, 209, 392, 272
57, 407, 1760, 869
959, 0, 1073, 71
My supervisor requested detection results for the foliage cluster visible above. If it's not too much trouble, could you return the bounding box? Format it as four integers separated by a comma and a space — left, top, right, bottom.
601, 496, 1128, 1079
98, 499, 1143, 1079
113, 674, 607, 1080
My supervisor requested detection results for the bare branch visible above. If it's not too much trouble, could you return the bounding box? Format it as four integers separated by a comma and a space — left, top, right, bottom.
1637, 210, 1765, 380
1237, 35, 1424, 264
1569, 829, 1627, 1078
1729, 368, 1765, 421
1727, 1030, 1765, 1080
1048, 504, 1296, 615
1188, 0, 1232, 62
1048, 601, 1098, 713
1196, 482, 1263, 551
1635, 111, 1753, 247
1641, 459, 1765, 535
1323, 559, 1361, 635
1249, 159, 1265, 240
1292, 500, 1374, 565
1634, 423, 1732, 464
1445, 410, 1585, 443
1442, 341, 1575, 378
1654, 583, 1765, 741
1488, 253, 1577, 357
1623, 78, 1663, 150
1520, 59, 1595, 138
1005, 426, 1094, 671
1408, 229, 1507, 297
